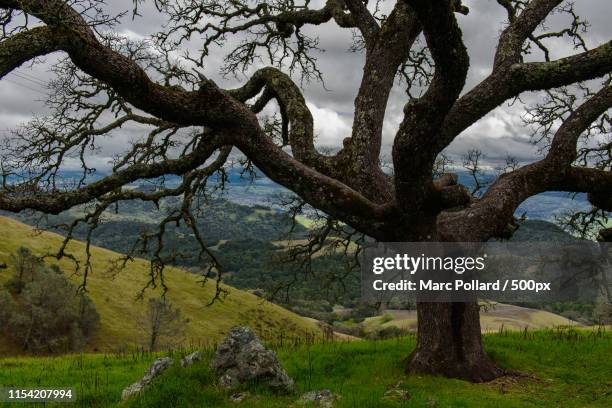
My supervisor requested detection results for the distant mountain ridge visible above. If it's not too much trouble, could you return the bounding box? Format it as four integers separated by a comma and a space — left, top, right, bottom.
7, 168, 590, 220
1, 196, 308, 259
510, 219, 578, 243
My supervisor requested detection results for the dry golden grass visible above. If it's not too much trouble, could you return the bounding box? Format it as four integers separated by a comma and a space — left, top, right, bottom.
0, 216, 320, 355
363, 303, 580, 334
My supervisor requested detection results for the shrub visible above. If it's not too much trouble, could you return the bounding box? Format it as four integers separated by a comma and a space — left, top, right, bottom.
386, 296, 415, 310
365, 326, 410, 340
4, 247, 44, 294
0, 248, 100, 353
344, 302, 380, 322
0, 290, 12, 324
593, 302, 612, 325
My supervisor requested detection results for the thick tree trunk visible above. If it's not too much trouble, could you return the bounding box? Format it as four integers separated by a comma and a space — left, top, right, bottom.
406, 301, 504, 382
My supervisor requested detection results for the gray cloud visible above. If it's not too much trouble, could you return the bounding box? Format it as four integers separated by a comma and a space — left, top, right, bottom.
1, 0, 610, 170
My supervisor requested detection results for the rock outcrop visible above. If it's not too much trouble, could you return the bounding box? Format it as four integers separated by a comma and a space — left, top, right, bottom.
210, 326, 294, 392
122, 357, 173, 400
181, 351, 203, 368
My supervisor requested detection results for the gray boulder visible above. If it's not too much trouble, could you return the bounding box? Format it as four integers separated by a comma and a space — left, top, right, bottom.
210, 326, 294, 392
121, 357, 173, 400
181, 351, 203, 368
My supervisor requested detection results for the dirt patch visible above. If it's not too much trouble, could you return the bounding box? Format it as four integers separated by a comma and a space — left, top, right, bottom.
487, 370, 549, 395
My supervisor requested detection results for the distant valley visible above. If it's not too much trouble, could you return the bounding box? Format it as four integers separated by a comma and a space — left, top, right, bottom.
0, 168, 603, 337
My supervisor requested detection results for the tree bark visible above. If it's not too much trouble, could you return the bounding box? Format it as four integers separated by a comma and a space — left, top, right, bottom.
406, 301, 504, 382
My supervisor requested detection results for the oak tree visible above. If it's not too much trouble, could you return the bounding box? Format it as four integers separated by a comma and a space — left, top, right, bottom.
138, 297, 188, 352
1, 0, 611, 381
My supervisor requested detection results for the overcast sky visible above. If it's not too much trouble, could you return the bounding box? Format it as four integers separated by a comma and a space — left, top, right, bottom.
1, 0, 611, 171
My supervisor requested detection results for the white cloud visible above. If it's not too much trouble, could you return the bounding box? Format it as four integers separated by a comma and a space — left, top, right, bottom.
119, 29, 147, 42
307, 102, 352, 148
62, 156, 114, 172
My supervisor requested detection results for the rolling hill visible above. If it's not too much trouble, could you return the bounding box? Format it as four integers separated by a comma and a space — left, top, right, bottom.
0, 216, 321, 356
363, 303, 580, 335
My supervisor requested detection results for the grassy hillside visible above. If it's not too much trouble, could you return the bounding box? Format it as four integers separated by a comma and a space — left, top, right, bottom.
0, 216, 320, 355
0, 328, 609, 407
364, 303, 580, 334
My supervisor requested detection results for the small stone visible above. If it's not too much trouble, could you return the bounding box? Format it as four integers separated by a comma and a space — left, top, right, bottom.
383, 382, 411, 402
122, 357, 173, 400
383, 388, 411, 401
298, 390, 338, 408
181, 351, 203, 368
230, 392, 249, 403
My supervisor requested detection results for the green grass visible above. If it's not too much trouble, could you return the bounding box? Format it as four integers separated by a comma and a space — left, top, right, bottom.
0, 216, 320, 354
0, 328, 610, 407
